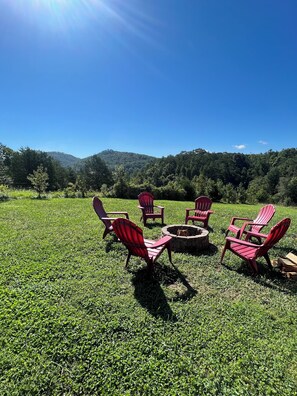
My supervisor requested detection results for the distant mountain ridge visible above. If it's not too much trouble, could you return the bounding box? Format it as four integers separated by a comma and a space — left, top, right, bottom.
47, 149, 156, 174
46, 152, 81, 168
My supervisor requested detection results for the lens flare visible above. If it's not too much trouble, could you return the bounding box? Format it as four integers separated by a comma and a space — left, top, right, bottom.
5, 0, 160, 43
5, 0, 103, 31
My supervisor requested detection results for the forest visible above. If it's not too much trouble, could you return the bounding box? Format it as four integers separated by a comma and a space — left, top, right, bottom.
1, 144, 297, 205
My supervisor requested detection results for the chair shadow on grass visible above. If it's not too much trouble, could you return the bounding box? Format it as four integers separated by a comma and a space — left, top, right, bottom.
221, 250, 297, 295
185, 243, 218, 258
207, 225, 214, 233
104, 233, 119, 253
129, 262, 197, 322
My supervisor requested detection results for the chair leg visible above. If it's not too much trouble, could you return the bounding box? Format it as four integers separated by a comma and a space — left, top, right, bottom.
249, 259, 258, 275
167, 244, 172, 264
102, 228, 109, 239
125, 252, 131, 267
264, 253, 273, 270
147, 260, 154, 273
220, 242, 228, 263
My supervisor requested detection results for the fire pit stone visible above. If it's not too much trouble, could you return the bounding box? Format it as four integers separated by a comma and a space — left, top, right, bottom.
161, 224, 209, 253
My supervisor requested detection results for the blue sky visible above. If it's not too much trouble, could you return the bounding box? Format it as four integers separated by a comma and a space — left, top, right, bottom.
0, 0, 296, 158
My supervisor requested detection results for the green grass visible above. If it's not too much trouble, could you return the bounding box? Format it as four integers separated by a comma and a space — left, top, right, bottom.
0, 197, 297, 395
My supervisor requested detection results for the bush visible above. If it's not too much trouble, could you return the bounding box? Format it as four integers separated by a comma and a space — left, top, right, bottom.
112, 180, 129, 198
64, 183, 76, 198
0, 184, 9, 201
153, 184, 186, 201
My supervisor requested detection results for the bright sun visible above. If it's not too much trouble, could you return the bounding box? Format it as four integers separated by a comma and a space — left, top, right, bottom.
6, 0, 156, 46
7, 0, 105, 31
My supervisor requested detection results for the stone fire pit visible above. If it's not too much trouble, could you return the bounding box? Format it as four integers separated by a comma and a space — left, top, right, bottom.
161, 224, 209, 253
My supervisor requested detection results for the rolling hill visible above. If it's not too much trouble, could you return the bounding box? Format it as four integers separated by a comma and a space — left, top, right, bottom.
47, 149, 156, 174
46, 152, 81, 168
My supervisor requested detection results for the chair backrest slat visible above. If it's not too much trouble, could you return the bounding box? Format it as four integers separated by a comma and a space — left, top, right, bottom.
257, 218, 291, 257
252, 204, 275, 233
195, 196, 212, 212
93, 197, 111, 228
138, 192, 155, 214
113, 218, 149, 260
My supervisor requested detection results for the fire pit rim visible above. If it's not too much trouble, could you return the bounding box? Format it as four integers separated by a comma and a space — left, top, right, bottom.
161, 224, 209, 239
161, 224, 209, 253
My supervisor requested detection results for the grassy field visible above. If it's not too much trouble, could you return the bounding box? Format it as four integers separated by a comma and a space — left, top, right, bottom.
0, 197, 296, 395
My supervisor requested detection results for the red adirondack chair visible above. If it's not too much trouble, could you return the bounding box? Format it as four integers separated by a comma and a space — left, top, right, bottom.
138, 192, 164, 226
112, 218, 172, 270
221, 217, 291, 274
185, 196, 214, 228
92, 196, 129, 239
226, 204, 275, 241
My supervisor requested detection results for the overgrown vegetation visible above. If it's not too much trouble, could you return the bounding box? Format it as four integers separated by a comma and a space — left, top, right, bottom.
0, 197, 296, 394
133, 148, 297, 205
2, 144, 297, 205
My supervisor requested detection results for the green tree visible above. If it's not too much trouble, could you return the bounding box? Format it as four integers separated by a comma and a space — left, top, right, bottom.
0, 144, 12, 185
236, 183, 247, 203
277, 176, 297, 205
287, 177, 297, 204
266, 167, 280, 196
75, 175, 87, 198
246, 177, 270, 204
27, 165, 49, 198
204, 178, 217, 200
82, 155, 113, 190
192, 174, 207, 196
10, 147, 62, 190
223, 183, 237, 203
112, 165, 129, 198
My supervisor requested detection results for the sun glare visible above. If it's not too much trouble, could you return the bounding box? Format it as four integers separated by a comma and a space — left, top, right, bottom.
6, 0, 106, 31
5, 0, 160, 54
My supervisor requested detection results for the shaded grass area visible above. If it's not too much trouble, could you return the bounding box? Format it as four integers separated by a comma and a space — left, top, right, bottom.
0, 198, 297, 395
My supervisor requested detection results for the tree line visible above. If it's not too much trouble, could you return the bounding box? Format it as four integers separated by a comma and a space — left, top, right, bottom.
0, 145, 113, 197
131, 148, 297, 205
1, 144, 297, 205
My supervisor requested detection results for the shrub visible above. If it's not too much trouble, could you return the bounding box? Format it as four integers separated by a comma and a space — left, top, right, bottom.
64, 183, 76, 198
0, 184, 9, 201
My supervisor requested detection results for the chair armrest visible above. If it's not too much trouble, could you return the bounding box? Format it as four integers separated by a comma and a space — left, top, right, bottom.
226, 236, 262, 248
155, 205, 164, 210
150, 236, 172, 249
238, 221, 255, 238
106, 211, 129, 219
245, 221, 268, 227
244, 231, 268, 240
185, 208, 195, 215
230, 216, 252, 225
239, 221, 268, 238
138, 205, 144, 209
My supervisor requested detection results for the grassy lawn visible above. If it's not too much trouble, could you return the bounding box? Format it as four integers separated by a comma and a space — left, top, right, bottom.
0, 197, 297, 395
